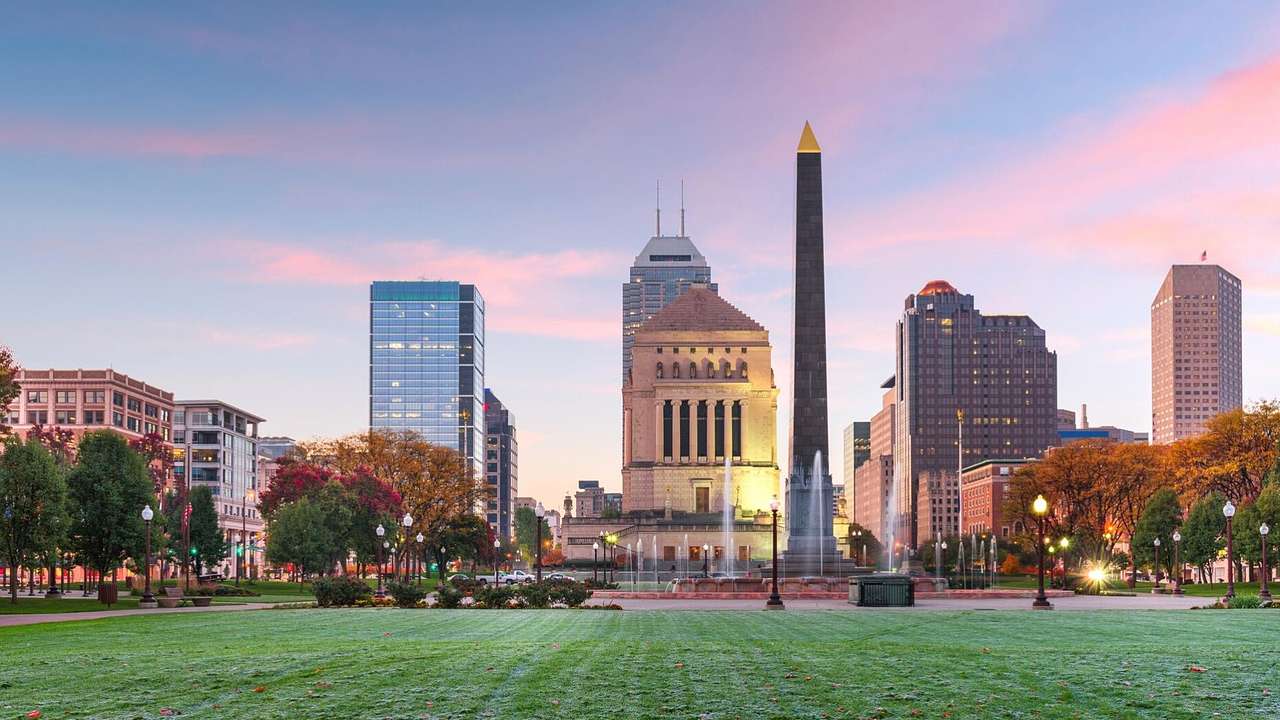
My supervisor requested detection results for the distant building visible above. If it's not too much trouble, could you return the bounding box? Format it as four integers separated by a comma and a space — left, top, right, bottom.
1058, 426, 1148, 445
603, 492, 623, 515
370, 280, 486, 481
894, 281, 1058, 546
173, 400, 265, 576
1151, 264, 1242, 444
574, 481, 605, 518
622, 222, 717, 382
621, 286, 778, 517
484, 389, 518, 538
842, 421, 870, 504
960, 459, 1035, 538
853, 380, 896, 544
1056, 408, 1077, 431
5, 368, 174, 443
256, 436, 296, 493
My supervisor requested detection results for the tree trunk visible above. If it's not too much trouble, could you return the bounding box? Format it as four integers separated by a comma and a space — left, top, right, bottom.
1127, 553, 1137, 589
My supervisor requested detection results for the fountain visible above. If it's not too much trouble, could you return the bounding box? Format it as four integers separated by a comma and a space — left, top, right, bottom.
722, 457, 734, 577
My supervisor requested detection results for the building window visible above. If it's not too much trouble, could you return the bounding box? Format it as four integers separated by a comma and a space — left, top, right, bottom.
55, 390, 76, 404
27, 390, 48, 404
83, 410, 104, 425
127, 397, 141, 412
85, 390, 105, 404
126, 417, 140, 432
672, 363, 681, 379
112, 411, 124, 427
113, 392, 124, 407
688, 362, 697, 379
656, 362, 664, 379
695, 486, 710, 513
55, 410, 76, 425
27, 410, 49, 425
144, 403, 158, 418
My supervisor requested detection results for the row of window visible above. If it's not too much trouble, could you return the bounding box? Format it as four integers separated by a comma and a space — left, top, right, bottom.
657, 360, 747, 380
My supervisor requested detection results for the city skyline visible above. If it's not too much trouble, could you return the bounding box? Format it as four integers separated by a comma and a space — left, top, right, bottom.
4, 4, 1280, 504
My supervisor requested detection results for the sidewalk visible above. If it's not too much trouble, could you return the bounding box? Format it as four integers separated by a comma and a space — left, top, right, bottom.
0, 602, 276, 628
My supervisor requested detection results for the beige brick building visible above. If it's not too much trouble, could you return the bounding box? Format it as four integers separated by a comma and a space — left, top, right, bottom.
1150, 264, 1242, 444
621, 286, 779, 519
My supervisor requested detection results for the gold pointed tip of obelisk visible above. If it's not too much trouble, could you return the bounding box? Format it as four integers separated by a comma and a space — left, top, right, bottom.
797, 121, 821, 153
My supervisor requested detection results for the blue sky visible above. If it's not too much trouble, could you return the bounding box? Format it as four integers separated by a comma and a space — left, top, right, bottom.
3, 3, 1279, 504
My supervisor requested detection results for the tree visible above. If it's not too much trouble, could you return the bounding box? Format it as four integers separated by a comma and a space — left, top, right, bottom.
0, 437, 65, 603
514, 506, 551, 564
265, 498, 341, 578
1172, 402, 1280, 504
0, 346, 19, 436
1180, 492, 1226, 583
129, 433, 174, 496
258, 459, 337, 517
846, 522, 883, 566
1132, 488, 1182, 580
65, 431, 153, 580
27, 424, 76, 466
1106, 443, 1166, 586
188, 485, 227, 576
1232, 501, 1263, 567
341, 468, 402, 575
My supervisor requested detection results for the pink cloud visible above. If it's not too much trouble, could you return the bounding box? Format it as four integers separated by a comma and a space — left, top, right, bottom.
231, 240, 624, 342
834, 51, 1280, 288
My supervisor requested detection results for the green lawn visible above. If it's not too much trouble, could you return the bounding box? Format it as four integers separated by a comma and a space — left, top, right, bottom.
3, 609, 1278, 719
0, 594, 142, 614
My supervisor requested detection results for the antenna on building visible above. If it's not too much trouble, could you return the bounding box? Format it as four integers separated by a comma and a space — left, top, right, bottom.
655, 180, 662, 236
680, 179, 686, 237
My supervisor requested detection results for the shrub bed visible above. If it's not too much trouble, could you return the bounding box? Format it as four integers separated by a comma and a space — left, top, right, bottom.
388, 581, 427, 608
312, 576, 372, 607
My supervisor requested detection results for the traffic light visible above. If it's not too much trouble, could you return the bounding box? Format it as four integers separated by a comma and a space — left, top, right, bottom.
235, 545, 244, 557
190, 547, 199, 556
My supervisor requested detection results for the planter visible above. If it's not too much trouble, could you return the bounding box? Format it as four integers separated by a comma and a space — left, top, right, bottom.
191, 597, 213, 607
157, 597, 181, 609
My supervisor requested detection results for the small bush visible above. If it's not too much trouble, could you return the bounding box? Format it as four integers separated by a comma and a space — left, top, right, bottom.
583, 579, 618, 590
313, 576, 372, 607
547, 580, 591, 607
1228, 594, 1263, 609
214, 584, 261, 597
435, 584, 464, 608
388, 581, 427, 608
473, 584, 518, 608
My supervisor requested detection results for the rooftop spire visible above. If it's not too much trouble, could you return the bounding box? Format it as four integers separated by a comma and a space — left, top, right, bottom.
797, 121, 821, 154
680, 179, 686, 237
655, 180, 661, 236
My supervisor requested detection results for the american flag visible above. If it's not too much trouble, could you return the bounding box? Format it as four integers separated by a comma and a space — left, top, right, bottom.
1200, 250, 1208, 262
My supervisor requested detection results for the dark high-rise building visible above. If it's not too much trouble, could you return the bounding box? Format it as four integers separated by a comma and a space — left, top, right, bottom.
484, 389, 517, 539
783, 121, 841, 567
621, 197, 716, 382
893, 281, 1058, 545
370, 281, 485, 481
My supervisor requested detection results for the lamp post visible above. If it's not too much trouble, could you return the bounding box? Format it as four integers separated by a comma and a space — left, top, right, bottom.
592, 541, 599, 584
493, 538, 501, 585
1172, 530, 1183, 595
415, 532, 424, 585
934, 532, 942, 583
767, 496, 783, 609
375, 523, 386, 598
401, 513, 414, 583
702, 543, 710, 577
1152, 537, 1162, 593
1223, 500, 1236, 601
1032, 494, 1051, 609
1260, 523, 1272, 603
141, 505, 156, 607
853, 529, 863, 566
1058, 536, 1070, 589
534, 502, 545, 583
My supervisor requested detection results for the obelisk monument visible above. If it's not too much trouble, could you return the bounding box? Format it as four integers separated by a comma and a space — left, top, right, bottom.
783, 122, 840, 569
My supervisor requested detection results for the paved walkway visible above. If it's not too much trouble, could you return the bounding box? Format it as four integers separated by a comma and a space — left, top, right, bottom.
0, 602, 276, 628
586, 594, 1207, 611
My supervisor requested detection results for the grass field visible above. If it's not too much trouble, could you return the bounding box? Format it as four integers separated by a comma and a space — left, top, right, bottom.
3, 608, 1278, 719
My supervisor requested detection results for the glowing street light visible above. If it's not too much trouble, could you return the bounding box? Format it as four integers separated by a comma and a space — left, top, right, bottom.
1172, 530, 1184, 595
767, 496, 783, 609
140, 505, 156, 607
1152, 537, 1162, 592
375, 523, 387, 598
1261, 523, 1272, 603
1031, 495, 1052, 609
1223, 500, 1237, 601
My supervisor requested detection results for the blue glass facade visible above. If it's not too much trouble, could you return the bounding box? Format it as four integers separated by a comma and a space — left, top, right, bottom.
370, 281, 485, 480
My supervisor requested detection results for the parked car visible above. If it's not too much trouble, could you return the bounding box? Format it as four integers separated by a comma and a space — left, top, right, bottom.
449, 573, 491, 586
545, 572, 576, 583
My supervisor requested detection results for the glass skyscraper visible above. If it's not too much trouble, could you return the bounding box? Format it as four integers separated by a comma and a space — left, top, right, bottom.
622, 234, 715, 381
370, 281, 485, 480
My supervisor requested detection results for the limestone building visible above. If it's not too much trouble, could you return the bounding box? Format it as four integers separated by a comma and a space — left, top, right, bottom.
621, 286, 779, 519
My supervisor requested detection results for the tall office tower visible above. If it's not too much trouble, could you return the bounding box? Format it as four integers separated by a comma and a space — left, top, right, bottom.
854, 381, 897, 544
1151, 264, 1243, 444
483, 389, 518, 539
370, 281, 486, 481
894, 281, 1058, 546
621, 194, 716, 382
841, 421, 870, 517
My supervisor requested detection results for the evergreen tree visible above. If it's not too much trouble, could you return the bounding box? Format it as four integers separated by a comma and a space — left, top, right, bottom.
514, 506, 550, 565
0, 437, 66, 603
1132, 488, 1181, 578
66, 431, 153, 579
264, 498, 336, 578
1180, 492, 1226, 582
1232, 501, 1263, 566
188, 485, 227, 576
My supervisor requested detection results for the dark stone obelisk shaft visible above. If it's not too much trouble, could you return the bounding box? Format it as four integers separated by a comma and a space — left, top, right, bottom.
790, 150, 829, 470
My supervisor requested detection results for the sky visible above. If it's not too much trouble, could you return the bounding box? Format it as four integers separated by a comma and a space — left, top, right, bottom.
3, 3, 1280, 507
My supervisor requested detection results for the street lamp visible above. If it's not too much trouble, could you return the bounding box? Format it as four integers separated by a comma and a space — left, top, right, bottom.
415, 532, 424, 585
934, 532, 943, 583
702, 543, 710, 577
534, 502, 546, 583
1260, 523, 1272, 603
853, 529, 864, 566
1031, 494, 1052, 609
767, 496, 783, 609
1152, 537, 1162, 592
1223, 500, 1236, 601
592, 541, 600, 584
1172, 530, 1183, 595
493, 538, 501, 585
375, 523, 386, 598
401, 513, 414, 582
141, 505, 156, 607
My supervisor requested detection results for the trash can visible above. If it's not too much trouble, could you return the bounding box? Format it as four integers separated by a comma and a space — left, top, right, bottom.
853, 574, 913, 607
97, 583, 118, 607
